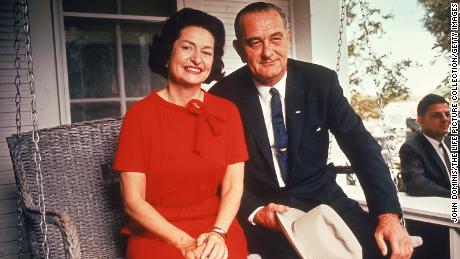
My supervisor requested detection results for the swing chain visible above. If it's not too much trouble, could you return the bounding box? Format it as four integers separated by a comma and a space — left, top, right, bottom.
336, 0, 346, 73
13, 1, 21, 136
357, 0, 405, 226
328, 0, 348, 165
20, 0, 50, 257
358, 0, 398, 177
13, 0, 24, 257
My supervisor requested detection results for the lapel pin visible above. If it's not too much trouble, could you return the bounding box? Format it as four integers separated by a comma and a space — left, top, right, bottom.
316, 127, 321, 132
295, 110, 301, 114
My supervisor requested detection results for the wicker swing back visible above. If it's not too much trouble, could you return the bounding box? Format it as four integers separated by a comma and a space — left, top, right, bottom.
7, 118, 127, 258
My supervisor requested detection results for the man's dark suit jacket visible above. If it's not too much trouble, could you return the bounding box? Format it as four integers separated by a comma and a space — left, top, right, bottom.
210, 59, 402, 220
399, 133, 450, 197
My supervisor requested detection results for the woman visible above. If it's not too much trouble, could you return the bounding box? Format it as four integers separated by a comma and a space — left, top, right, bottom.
113, 8, 248, 259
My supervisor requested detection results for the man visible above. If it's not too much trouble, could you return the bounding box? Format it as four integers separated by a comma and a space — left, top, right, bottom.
399, 94, 451, 197
399, 94, 451, 259
210, 2, 412, 259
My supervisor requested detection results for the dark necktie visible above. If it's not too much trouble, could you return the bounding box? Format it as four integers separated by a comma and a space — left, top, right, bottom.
439, 143, 451, 175
270, 88, 289, 182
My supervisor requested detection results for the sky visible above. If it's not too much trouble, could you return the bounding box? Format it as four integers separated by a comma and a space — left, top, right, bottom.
349, 0, 449, 100
330, 0, 450, 165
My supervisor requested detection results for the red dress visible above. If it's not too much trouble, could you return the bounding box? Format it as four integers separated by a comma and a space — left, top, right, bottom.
113, 90, 248, 258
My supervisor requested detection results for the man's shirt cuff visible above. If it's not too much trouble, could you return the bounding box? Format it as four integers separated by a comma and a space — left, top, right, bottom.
248, 206, 264, 225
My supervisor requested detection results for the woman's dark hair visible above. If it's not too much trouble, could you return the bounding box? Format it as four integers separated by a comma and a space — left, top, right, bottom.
149, 8, 225, 84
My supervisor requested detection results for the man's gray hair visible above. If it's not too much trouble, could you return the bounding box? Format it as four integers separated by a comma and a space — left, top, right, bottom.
234, 2, 289, 39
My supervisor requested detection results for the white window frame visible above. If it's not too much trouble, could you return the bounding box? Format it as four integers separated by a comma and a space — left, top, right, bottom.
52, 0, 182, 124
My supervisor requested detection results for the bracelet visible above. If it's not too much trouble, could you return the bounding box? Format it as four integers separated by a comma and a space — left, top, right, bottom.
210, 226, 227, 240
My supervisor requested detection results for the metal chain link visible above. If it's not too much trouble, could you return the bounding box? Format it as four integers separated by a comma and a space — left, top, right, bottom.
336, 0, 347, 73
328, 0, 347, 164
13, 1, 21, 136
20, 0, 50, 257
13, 1, 24, 257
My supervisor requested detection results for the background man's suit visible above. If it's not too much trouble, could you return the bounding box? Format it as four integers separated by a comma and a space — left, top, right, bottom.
399, 133, 450, 259
210, 59, 402, 258
399, 132, 451, 197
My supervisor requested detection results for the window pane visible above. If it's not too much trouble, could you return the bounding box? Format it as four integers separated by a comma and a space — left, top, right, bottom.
62, 0, 175, 16
62, 0, 117, 14
127, 101, 137, 109
121, 23, 166, 97
65, 18, 119, 99
71, 102, 120, 122
121, 0, 176, 16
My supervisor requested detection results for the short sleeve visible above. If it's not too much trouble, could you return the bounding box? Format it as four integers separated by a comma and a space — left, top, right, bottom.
113, 110, 147, 173
225, 103, 249, 165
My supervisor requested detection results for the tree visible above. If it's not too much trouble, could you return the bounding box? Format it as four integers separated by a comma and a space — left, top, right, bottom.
417, 0, 453, 96
418, 0, 453, 54
346, 1, 413, 119
350, 91, 380, 119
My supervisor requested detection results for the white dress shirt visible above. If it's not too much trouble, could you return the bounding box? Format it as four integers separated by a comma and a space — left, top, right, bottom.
248, 73, 288, 224
423, 133, 451, 181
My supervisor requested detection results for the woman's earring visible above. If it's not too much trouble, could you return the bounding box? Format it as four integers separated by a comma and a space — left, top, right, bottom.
165, 61, 169, 68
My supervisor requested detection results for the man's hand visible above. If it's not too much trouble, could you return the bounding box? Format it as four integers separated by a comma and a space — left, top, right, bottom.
254, 203, 289, 231
374, 213, 413, 259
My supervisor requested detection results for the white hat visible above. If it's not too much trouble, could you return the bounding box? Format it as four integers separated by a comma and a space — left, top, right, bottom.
276, 204, 362, 259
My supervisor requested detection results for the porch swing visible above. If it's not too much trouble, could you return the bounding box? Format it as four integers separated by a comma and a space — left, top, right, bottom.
7, 0, 126, 258
7, 0, 419, 258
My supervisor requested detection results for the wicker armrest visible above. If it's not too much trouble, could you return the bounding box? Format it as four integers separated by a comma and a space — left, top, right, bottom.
22, 205, 81, 259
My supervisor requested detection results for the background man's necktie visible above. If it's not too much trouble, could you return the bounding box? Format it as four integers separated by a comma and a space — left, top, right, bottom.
440, 143, 451, 175
270, 88, 289, 182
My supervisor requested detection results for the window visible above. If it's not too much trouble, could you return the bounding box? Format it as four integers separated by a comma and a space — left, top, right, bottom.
62, 0, 176, 122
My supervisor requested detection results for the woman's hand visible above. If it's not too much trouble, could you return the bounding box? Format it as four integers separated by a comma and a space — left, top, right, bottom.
177, 236, 205, 259
196, 232, 228, 259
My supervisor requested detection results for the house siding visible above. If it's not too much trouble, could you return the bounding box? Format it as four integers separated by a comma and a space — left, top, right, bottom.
0, 0, 31, 257
201, 0, 290, 75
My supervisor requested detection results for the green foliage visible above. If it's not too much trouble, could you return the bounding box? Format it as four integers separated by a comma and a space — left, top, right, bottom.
350, 91, 380, 119
418, 0, 454, 54
417, 0, 453, 97
347, 1, 413, 119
